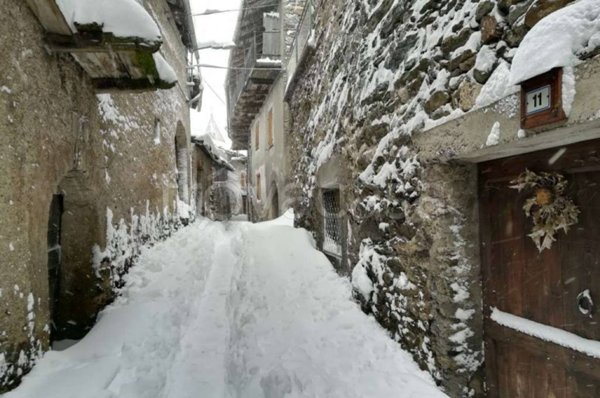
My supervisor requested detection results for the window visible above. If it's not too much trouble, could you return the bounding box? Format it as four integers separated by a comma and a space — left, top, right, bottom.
255, 123, 260, 150
322, 189, 342, 257
267, 109, 274, 148
240, 172, 247, 189
154, 118, 161, 145
256, 172, 262, 201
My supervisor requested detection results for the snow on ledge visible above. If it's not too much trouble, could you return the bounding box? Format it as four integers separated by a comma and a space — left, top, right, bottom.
510, 0, 600, 85
56, 0, 162, 42
490, 307, 600, 358
256, 58, 282, 66
475, 61, 519, 110
153, 53, 178, 83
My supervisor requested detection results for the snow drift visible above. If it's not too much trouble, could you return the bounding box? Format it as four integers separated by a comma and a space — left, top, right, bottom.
510, 0, 600, 84
6, 218, 445, 398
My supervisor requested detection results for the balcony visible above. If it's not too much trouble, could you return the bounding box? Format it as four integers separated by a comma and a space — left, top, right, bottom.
285, 1, 315, 98
227, 11, 282, 150
25, 0, 179, 91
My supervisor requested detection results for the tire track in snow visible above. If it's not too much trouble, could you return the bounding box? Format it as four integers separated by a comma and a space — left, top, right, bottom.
223, 221, 445, 398
163, 222, 243, 398
5, 218, 444, 398
103, 219, 223, 397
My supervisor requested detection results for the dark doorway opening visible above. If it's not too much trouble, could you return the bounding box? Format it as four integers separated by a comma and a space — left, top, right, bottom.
271, 186, 279, 219
196, 165, 204, 216
175, 123, 189, 203
47, 194, 64, 341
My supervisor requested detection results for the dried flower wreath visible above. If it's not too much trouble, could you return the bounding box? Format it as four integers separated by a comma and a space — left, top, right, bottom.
510, 169, 580, 252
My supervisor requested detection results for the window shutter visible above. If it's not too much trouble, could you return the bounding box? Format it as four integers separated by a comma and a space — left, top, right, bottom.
255, 123, 260, 150
268, 109, 274, 148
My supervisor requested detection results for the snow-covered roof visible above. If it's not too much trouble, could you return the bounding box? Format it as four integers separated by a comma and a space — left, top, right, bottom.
510, 0, 600, 84
226, 151, 248, 164
56, 0, 197, 51
56, 0, 161, 42
193, 134, 234, 171
26, 0, 195, 91
165, 0, 198, 51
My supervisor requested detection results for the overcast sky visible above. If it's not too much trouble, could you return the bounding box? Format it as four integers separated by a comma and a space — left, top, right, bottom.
189, 0, 242, 148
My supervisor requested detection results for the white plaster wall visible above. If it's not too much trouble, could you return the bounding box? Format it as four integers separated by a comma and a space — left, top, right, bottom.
249, 75, 287, 219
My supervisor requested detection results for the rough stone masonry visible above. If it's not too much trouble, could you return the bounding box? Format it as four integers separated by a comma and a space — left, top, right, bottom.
0, 0, 195, 391
284, 0, 578, 396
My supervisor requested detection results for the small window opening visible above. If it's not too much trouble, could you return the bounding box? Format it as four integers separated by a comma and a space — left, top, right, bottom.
241, 172, 247, 189
322, 189, 343, 257
267, 109, 274, 148
154, 118, 161, 145
255, 123, 260, 150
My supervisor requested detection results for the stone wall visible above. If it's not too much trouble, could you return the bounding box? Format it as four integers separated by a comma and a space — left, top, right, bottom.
0, 0, 192, 391
192, 146, 216, 218
285, 0, 580, 396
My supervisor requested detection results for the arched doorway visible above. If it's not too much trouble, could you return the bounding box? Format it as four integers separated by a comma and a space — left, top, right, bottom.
270, 184, 279, 219
175, 122, 190, 204
52, 170, 109, 340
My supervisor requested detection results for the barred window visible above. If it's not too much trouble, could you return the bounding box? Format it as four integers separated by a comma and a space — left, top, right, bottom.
322, 189, 342, 257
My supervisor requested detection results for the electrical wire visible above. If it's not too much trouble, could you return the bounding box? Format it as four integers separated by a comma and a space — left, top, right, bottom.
203, 79, 227, 106
192, 2, 280, 16
191, 63, 283, 71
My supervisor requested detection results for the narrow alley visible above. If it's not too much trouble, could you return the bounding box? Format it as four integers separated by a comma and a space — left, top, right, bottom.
5, 215, 444, 398
3, 0, 600, 396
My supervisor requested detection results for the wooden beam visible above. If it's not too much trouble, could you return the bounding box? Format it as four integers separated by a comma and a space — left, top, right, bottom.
454, 119, 600, 163
93, 78, 175, 92
25, 0, 72, 35
486, 322, 599, 380
45, 33, 161, 54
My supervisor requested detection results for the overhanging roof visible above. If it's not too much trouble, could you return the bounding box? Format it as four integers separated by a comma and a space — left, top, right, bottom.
25, 0, 196, 92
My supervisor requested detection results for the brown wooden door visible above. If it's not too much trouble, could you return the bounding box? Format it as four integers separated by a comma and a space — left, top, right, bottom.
479, 139, 600, 397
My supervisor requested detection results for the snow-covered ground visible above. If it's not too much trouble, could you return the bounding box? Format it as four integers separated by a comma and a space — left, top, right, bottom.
5, 214, 445, 398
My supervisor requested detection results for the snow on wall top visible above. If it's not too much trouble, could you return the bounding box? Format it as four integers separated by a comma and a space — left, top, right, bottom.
153, 53, 178, 83
510, 0, 600, 84
56, 0, 162, 42
491, 307, 600, 358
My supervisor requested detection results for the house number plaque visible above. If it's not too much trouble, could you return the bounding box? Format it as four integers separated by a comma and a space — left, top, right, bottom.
525, 85, 550, 115
520, 68, 566, 129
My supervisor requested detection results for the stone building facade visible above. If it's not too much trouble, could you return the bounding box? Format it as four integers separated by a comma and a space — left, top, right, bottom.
247, 76, 288, 221
0, 0, 200, 391
283, 0, 599, 397
192, 136, 237, 220
226, 0, 307, 222
193, 139, 220, 218
224, 150, 249, 218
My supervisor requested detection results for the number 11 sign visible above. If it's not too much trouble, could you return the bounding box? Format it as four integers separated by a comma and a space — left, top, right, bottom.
526, 85, 550, 115
520, 68, 566, 129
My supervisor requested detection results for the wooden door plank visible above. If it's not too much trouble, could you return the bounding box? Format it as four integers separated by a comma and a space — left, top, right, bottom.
479, 139, 600, 397
25, 0, 72, 35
